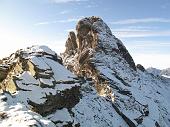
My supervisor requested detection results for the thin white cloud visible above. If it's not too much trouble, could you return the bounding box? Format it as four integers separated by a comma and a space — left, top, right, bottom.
50, 0, 88, 3
123, 26, 157, 29
111, 26, 157, 31
34, 22, 52, 26
34, 21, 55, 26
59, 10, 70, 14
86, 4, 98, 8
57, 18, 81, 23
112, 29, 170, 38
112, 28, 150, 32
34, 17, 83, 26
65, 28, 76, 32
110, 18, 170, 25
126, 41, 170, 48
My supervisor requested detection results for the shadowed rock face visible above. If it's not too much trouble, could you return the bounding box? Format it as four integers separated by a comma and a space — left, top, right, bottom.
28, 86, 81, 117
115, 38, 136, 71
0, 66, 9, 82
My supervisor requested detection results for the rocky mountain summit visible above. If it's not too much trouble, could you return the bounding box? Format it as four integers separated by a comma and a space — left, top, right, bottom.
0, 16, 170, 127
62, 16, 170, 127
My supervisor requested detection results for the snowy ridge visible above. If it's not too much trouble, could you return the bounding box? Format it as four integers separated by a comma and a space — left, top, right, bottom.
0, 17, 170, 127
0, 93, 55, 127
0, 45, 130, 127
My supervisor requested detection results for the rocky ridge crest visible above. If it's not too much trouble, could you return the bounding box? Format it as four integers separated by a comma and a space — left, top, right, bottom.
0, 17, 170, 127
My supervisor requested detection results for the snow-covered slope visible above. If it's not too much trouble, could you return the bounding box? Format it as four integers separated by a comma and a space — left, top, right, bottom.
62, 16, 170, 127
161, 68, 170, 78
0, 45, 79, 126
0, 45, 129, 127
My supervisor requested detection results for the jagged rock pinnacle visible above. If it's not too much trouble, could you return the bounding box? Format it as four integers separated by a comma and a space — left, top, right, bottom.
63, 16, 136, 78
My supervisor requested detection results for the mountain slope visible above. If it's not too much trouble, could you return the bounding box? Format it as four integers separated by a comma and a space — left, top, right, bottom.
62, 16, 170, 127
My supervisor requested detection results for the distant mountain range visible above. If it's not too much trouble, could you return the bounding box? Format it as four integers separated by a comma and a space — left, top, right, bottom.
0, 16, 170, 127
147, 67, 170, 78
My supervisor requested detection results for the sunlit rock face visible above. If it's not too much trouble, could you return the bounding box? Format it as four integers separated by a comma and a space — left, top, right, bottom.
0, 17, 170, 127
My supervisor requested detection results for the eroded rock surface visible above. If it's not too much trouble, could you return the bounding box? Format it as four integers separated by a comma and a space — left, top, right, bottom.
0, 45, 82, 126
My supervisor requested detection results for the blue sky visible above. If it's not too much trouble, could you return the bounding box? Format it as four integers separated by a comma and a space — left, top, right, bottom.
0, 0, 170, 69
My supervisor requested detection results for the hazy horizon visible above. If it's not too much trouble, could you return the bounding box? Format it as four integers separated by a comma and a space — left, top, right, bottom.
0, 0, 170, 69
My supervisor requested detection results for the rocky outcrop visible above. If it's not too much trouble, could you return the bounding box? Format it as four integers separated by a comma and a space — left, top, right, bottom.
76, 17, 99, 50
62, 16, 170, 127
64, 16, 136, 72
136, 64, 145, 72
0, 65, 9, 82
65, 31, 77, 55
63, 16, 136, 81
0, 46, 83, 126
28, 86, 81, 117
